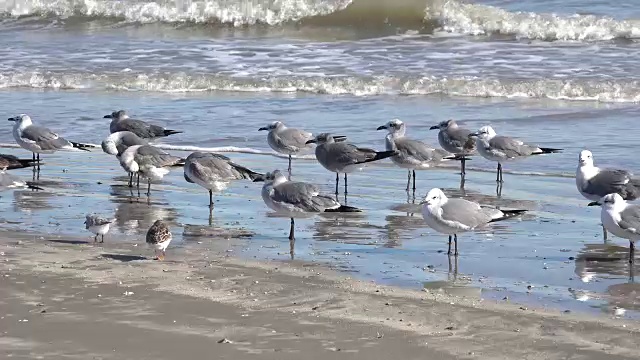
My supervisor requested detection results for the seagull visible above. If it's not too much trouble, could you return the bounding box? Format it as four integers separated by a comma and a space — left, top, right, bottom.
119, 145, 185, 196
102, 131, 150, 187
429, 119, 476, 175
8, 114, 93, 162
420, 188, 527, 256
469, 125, 562, 183
306, 133, 397, 195
184, 151, 263, 208
589, 193, 640, 263
258, 121, 314, 174
377, 119, 458, 192
255, 169, 360, 243
0, 168, 43, 191
146, 219, 172, 261
0, 154, 39, 170
104, 110, 182, 139
84, 214, 116, 243
576, 150, 640, 240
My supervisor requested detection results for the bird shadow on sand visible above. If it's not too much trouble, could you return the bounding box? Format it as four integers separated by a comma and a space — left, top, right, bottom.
48, 239, 90, 245
101, 253, 148, 262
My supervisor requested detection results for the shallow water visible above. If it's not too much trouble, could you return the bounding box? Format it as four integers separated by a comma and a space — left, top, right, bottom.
2, 0, 640, 319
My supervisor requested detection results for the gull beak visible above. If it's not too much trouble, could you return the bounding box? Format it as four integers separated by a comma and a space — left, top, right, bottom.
305, 139, 317, 144
587, 201, 601, 207
103, 114, 112, 119
419, 200, 429, 205
468, 132, 479, 138
376, 125, 387, 131
7, 117, 16, 122
252, 175, 266, 183
429, 125, 439, 130
258, 127, 268, 131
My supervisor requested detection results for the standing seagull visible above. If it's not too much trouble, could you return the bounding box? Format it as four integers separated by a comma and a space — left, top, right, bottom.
256, 170, 360, 252
119, 145, 184, 196
589, 194, 640, 263
184, 151, 263, 208
102, 131, 149, 187
8, 114, 93, 162
306, 133, 397, 195
104, 110, 182, 139
469, 125, 561, 183
0, 154, 39, 170
430, 119, 476, 176
421, 188, 527, 256
576, 150, 640, 240
258, 121, 314, 175
84, 214, 116, 243
146, 219, 172, 261
377, 119, 456, 193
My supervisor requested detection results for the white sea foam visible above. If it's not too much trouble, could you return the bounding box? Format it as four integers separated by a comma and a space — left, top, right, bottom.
3, 71, 640, 103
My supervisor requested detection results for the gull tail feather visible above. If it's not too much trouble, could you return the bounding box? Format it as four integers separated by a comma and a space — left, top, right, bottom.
443, 154, 472, 161
71, 141, 95, 151
489, 209, 527, 223
357, 150, 398, 165
536, 147, 562, 154
324, 205, 362, 213
163, 129, 183, 137
229, 162, 263, 181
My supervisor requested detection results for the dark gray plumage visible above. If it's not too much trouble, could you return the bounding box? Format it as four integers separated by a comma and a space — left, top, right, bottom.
0, 154, 38, 170
431, 119, 476, 155
105, 110, 182, 139
102, 131, 149, 157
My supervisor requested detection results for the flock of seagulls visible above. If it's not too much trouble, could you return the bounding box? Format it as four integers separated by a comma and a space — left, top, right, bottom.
1, 111, 638, 264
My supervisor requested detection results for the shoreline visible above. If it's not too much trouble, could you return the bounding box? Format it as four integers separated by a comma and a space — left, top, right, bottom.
1, 229, 639, 359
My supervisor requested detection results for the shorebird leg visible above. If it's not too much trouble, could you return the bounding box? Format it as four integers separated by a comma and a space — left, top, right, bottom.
335, 173, 339, 195
412, 170, 416, 193
344, 173, 348, 195
447, 235, 452, 255
209, 189, 214, 208
160, 250, 166, 261
406, 171, 411, 192
454, 234, 459, 257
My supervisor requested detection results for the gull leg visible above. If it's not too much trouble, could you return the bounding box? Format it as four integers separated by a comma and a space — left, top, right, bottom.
335, 173, 339, 195
630, 241, 635, 264
406, 171, 411, 192
412, 170, 416, 194
32, 153, 36, 162
288, 155, 292, 177
101, 234, 105, 243
146, 179, 151, 197
136, 173, 140, 188
128, 172, 133, 187
461, 157, 466, 175
209, 189, 214, 208
603, 226, 609, 243
289, 218, 295, 260
454, 234, 459, 257
447, 235, 452, 256
344, 173, 348, 195
94, 234, 98, 243
496, 163, 501, 183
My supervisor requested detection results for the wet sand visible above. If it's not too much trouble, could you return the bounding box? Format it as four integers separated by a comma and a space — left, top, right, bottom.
1, 229, 639, 360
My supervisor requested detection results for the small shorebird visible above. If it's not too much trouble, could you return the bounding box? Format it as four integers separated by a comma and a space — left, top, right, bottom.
589, 193, 640, 263
183, 151, 263, 208
306, 133, 397, 195
84, 214, 116, 243
8, 114, 93, 162
421, 188, 526, 256
104, 110, 182, 139
430, 119, 476, 176
258, 121, 314, 174
146, 219, 172, 261
377, 119, 457, 192
469, 125, 562, 183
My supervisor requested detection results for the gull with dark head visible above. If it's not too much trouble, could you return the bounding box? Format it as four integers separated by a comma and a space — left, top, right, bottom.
119, 145, 185, 196
421, 188, 527, 256
258, 121, 314, 174
589, 194, 640, 263
8, 114, 93, 162
184, 151, 263, 208
306, 133, 397, 195
255, 169, 360, 250
84, 214, 116, 243
469, 125, 562, 183
430, 119, 476, 176
378, 119, 457, 192
104, 110, 182, 139
146, 219, 172, 261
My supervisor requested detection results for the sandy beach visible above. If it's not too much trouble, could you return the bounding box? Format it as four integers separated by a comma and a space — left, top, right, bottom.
1, 229, 639, 360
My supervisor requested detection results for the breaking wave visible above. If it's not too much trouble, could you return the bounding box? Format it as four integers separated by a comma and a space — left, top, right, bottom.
2, 71, 640, 103
1, 0, 639, 41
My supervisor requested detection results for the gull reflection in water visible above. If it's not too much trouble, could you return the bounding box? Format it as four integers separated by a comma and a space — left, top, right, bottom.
109, 185, 179, 236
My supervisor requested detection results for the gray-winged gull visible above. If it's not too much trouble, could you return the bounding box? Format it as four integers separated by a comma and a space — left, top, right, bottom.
102, 131, 150, 187
589, 193, 640, 263
421, 188, 526, 256
104, 110, 182, 139
430, 119, 476, 175
119, 144, 184, 196
258, 121, 314, 174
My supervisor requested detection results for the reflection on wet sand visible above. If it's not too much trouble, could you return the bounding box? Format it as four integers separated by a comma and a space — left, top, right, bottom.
12, 188, 55, 211
423, 256, 482, 299
109, 185, 180, 236
312, 212, 378, 244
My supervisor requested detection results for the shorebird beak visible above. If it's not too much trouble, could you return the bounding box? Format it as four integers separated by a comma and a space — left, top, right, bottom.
103, 114, 112, 119
587, 201, 601, 207
468, 132, 479, 138
305, 139, 317, 144
258, 127, 268, 131
376, 125, 387, 131
429, 125, 439, 130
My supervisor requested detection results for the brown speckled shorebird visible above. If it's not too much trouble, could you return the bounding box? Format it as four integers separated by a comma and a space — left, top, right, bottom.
146, 220, 172, 261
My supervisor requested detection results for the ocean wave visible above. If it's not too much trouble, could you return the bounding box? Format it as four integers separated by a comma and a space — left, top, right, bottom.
2, 71, 640, 103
